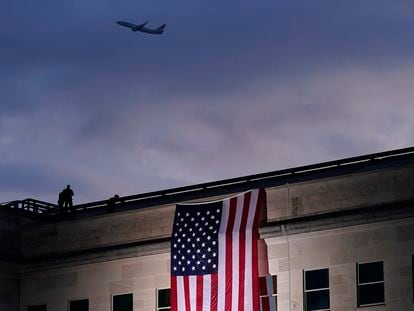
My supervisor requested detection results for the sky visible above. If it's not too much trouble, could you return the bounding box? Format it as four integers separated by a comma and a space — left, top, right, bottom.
1, 0, 414, 204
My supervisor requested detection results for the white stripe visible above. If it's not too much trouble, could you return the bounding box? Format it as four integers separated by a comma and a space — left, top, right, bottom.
231, 195, 244, 311
244, 190, 259, 311
189, 275, 197, 311
218, 199, 230, 311
177, 276, 186, 311
203, 275, 211, 311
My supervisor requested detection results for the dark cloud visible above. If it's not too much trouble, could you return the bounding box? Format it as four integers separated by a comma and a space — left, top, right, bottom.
1, 0, 414, 203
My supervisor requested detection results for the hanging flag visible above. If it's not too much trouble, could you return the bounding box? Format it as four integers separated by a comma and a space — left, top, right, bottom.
171, 189, 265, 311
259, 275, 277, 311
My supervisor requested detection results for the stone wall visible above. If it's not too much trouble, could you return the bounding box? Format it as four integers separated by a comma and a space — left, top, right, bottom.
266, 217, 414, 311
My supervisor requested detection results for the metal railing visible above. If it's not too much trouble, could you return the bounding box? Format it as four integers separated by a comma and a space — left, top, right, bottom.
1, 146, 414, 219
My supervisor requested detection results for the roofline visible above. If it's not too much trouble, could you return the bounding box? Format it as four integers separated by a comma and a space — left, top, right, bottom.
2, 146, 414, 218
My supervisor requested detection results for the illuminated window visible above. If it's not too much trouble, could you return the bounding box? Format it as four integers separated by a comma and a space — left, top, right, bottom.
69, 299, 88, 311
357, 261, 385, 306
157, 288, 171, 311
259, 275, 277, 311
112, 293, 133, 311
304, 268, 330, 311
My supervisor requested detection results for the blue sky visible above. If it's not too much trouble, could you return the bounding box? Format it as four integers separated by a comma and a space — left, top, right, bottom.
1, 0, 414, 203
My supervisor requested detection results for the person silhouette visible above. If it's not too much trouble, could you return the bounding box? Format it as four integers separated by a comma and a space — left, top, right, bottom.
62, 185, 74, 209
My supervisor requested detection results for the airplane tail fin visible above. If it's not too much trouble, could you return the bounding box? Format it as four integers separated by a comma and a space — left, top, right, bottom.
156, 24, 166, 32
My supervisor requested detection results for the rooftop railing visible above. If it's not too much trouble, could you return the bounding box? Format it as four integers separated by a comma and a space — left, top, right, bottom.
1, 146, 414, 219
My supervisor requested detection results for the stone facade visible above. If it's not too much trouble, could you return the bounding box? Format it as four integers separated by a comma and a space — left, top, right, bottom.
1, 152, 414, 311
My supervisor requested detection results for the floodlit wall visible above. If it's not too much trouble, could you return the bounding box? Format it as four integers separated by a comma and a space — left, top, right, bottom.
265, 218, 414, 311
20, 253, 170, 311
12, 162, 414, 310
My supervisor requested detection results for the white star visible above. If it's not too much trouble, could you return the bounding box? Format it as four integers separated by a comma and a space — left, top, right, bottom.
191, 217, 195, 221
202, 266, 206, 270
184, 223, 188, 227
192, 255, 195, 259
182, 267, 185, 271
187, 260, 190, 264
173, 244, 177, 248
181, 218, 184, 222
202, 254, 206, 259
197, 212, 201, 216
209, 226, 213, 230
177, 238, 181, 242
192, 266, 196, 271
201, 217, 205, 221
197, 249, 201, 253
207, 247, 211, 252
201, 243, 205, 247
216, 220, 219, 224
195, 223, 199, 227
177, 212, 181, 216
173, 255, 177, 259
174, 267, 177, 271
197, 261, 201, 265
187, 238, 191, 242
207, 236, 211, 240
212, 241, 216, 245
213, 264, 217, 268
178, 261, 182, 265
187, 249, 191, 254
208, 259, 211, 263
196, 237, 200, 242
181, 244, 185, 248
186, 212, 189, 217
213, 253, 217, 257
216, 209, 220, 213
206, 211, 210, 215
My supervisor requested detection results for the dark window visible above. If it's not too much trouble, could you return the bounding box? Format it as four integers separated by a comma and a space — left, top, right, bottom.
157, 288, 171, 311
70, 299, 88, 311
28, 305, 46, 311
357, 261, 385, 306
304, 269, 330, 311
113, 293, 133, 311
259, 275, 278, 311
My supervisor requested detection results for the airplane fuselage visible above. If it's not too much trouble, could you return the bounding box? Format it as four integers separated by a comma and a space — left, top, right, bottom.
116, 21, 165, 35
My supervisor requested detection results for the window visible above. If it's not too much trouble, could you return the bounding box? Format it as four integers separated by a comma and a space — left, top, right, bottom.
157, 288, 171, 311
357, 261, 385, 306
28, 305, 47, 311
69, 299, 88, 311
304, 268, 330, 311
112, 293, 133, 311
259, 275, 277, 311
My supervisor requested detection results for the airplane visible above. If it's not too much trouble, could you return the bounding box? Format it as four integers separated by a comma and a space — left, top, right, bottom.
116, 21, 166, 35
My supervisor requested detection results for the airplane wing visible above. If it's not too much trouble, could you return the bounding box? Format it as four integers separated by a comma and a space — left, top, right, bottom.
137, 21, 148, 28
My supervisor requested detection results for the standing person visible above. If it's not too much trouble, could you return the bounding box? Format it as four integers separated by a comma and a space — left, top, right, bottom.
62, 184, 74, 209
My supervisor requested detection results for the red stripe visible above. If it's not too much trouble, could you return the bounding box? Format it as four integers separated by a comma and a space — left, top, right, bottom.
211, 273, 218, 311
225, 198, 237, 311
184, 276, 191, 311
252, 190, 264, 311
261, 297, 270, 311
238, 192, 251, 311
171, 276, 178, 311
196, 275, 203, 311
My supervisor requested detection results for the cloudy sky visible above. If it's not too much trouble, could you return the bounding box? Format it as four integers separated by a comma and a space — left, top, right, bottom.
1, 0, 414, 204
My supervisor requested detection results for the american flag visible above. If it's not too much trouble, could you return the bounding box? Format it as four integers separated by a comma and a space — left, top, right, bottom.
171, 189, 265, 311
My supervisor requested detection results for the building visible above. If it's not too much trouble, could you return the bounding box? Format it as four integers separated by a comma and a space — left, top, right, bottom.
1, 147, 414, 311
